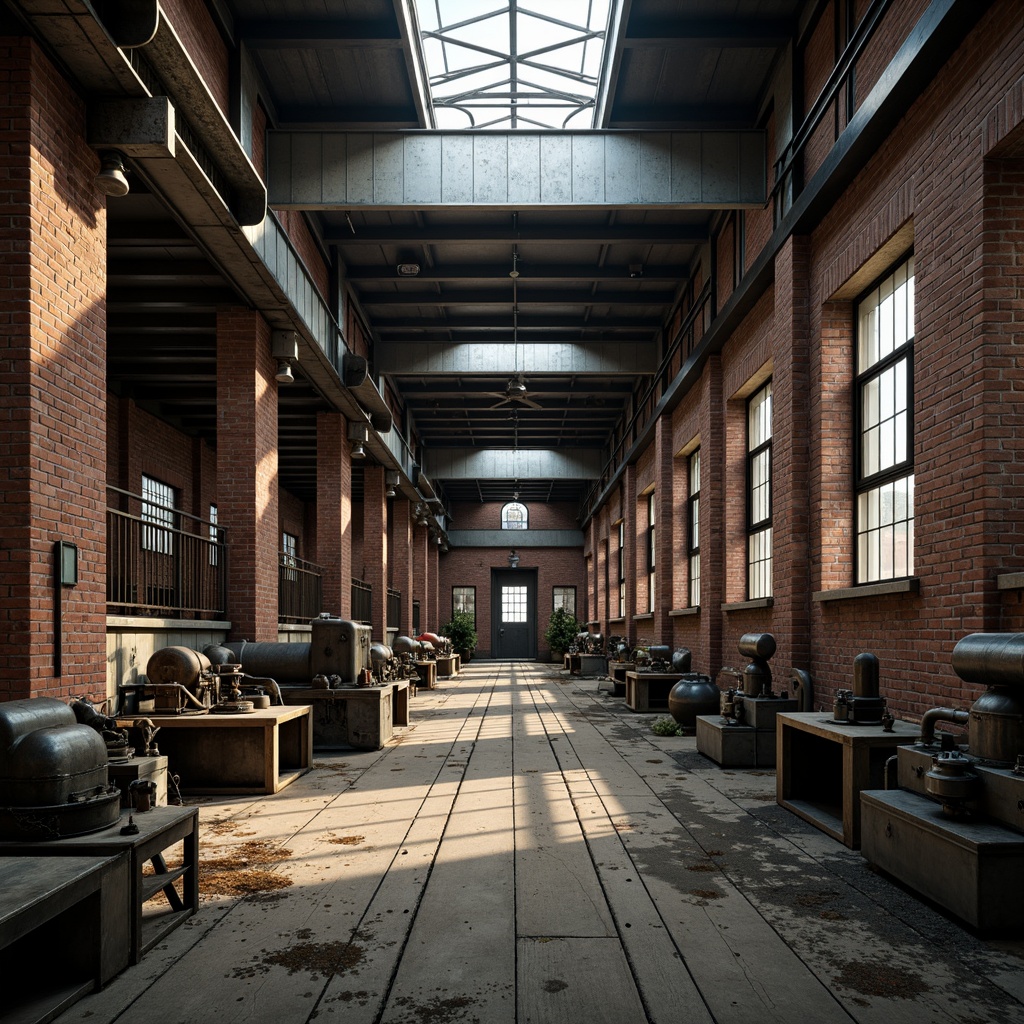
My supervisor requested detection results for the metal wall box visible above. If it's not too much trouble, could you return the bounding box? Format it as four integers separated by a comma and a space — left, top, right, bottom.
861, 788, 1024, 932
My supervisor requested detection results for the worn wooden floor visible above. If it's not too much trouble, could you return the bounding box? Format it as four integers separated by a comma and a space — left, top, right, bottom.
56, 662, 1024, 1024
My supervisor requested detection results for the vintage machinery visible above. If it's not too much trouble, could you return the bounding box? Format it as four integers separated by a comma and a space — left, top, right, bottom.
666, 650, 718, 732
223, 616, 372, 689
369, 642, 400, 684
0, 697, 122, 840
696, 633, 809, 767
417, 632, 453, 659
570, 631, 605, 655
392, 635, 425, 681
861, 632, 1024, 932
608, 636, 630, 662
832, 652, 889, 725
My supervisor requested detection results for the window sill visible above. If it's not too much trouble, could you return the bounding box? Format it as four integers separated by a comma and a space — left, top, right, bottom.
608, 617, 626, 625
722, 598, 774, 612
632, 613, 654, 622
996, 572, 1024, 591
669, 607, 700, 617
812, 578, 920, 603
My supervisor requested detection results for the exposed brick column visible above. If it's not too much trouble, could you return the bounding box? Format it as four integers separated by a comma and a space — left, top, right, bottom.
363, 464, 387, 641
216, 310, 278, 640
316, 411, 352, 617
0, 39, 107, 701
412, 523, 432, 631
698, 355, 726, 675
391, 497, 414, 634
772, 235, 812, 675
654, 415, 674, 640
623, 464, 638, 640
430, 540, 441, 631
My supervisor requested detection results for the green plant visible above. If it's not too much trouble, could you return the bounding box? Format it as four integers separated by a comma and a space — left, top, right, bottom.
440, 610, 478, 653
544, 606, 580, 655
651, 716, 685, 737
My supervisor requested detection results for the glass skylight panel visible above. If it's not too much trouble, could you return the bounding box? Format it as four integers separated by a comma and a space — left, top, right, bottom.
413, 0, 613, 129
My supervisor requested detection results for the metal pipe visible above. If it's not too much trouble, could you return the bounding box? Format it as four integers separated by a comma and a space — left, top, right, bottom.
883, 754, 899, 790
919, 707, 970, 746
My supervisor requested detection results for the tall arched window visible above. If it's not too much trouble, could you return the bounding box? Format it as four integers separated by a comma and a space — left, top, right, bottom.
501, 501, 528, 530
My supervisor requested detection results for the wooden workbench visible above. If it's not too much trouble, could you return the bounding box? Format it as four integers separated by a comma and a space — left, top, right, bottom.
776, 711, 919, 848
281, 682, 409, 750
117, 705, 312, 795
0, 805, 198, 967
624, 671, 685, 712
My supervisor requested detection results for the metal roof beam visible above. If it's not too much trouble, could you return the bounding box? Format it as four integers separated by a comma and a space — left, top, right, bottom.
345, 263, 689, 282
238, 18, 402, 48
376, 341, 656, 376
359, 287, 677, 306
372, 314, 661, 332
324, 223, 708, 244
622, 17, 792, 48
268, 130, 766, 210
423, 448, 603, 480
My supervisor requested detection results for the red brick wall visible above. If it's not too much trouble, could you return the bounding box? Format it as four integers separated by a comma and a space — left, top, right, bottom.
437, 544, 586, 659
0, 38, 107, 699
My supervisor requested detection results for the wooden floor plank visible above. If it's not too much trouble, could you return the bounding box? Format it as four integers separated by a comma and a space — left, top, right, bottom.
517, 936, 646, 1023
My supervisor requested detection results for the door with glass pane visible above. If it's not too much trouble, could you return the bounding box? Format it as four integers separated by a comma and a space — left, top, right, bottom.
491, 569, 536, 659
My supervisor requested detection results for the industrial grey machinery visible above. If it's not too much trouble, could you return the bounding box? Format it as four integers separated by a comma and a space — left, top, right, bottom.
0, 697, 122, 839
392, 635, 425, 681
696, 633, 810, 768
224, 615, 372, 689
860, 632, 1024, 932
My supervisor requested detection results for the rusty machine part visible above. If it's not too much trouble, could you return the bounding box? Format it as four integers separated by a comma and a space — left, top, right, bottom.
833, 652, 887, 725
739, 632, 776, 697
950, 632, 1024, 764
135, 646, 217, 714
369, 643, 397, 684
71, 696, 131, 760
418, 632, 452, 658
608, 636, 630, 662
671, 648, 692, 674
645, 645, 672, 673
393, 636, 424, 680
668, 674, 719, 733
923, 750, 980, 817
0, 697, 122, 840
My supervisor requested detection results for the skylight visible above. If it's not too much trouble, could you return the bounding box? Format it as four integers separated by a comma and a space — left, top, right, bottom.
413, 0, 613, 130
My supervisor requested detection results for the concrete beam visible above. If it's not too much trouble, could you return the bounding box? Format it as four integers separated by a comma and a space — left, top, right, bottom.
267, 130, 766, 210
376, 342, 656, 376
422, 449, 603, 480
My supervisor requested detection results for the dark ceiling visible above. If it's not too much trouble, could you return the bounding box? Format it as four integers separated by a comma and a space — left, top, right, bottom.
104, 0, 801, 512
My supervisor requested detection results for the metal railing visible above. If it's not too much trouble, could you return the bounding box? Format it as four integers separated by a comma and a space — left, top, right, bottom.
387, 587, 401, 631
279, 554, 324, 623
351, 577, 372, 624
106, 486, 226, 619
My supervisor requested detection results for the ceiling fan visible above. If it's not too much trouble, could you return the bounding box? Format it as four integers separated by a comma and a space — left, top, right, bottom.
487, 234, 542, 410
487, 373, 542, 410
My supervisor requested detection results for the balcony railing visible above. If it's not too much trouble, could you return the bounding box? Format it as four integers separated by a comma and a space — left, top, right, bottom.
387, 587, 401, 631
351, 578, 371, 625
279, 554, 324, 624
106, 486, 226, 619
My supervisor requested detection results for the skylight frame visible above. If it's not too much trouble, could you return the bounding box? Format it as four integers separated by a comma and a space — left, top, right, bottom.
413, 0, 615, 130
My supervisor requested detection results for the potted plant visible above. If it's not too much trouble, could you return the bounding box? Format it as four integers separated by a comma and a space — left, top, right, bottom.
440, 610, 478, 662
544, 606, 580, 662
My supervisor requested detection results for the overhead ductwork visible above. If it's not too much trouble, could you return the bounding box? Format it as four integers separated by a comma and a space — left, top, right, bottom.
343, 354, 393, 433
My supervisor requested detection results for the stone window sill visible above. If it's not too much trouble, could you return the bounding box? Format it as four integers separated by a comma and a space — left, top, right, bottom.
812, 578, 919, 603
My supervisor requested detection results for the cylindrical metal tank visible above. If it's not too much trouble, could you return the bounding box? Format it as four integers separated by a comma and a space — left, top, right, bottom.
951, 633, 1024, 762
224, 640, 312, 683
668, 674, 719, 732
146, 646, 211, 689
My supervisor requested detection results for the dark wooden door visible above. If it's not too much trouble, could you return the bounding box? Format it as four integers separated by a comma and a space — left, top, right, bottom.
491, 569, 536, 659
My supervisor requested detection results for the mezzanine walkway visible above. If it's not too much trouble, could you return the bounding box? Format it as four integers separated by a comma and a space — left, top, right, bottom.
55, 662, 1024, 1024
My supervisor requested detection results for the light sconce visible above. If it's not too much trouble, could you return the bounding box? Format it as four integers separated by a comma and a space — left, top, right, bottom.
508, 549, 520, 569
385, 470, 400, 498
396, 263, 421, 277
272, 330, 300, 385
95, 150, 130, 197
347, 420, 369, 459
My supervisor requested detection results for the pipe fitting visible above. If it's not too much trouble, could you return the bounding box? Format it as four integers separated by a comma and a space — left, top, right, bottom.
919, 707, 970, 746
